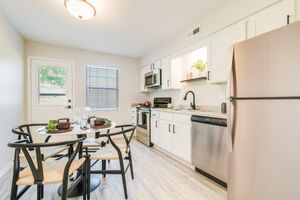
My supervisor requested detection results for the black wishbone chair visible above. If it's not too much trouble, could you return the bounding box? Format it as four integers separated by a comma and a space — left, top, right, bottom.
12, 124, 68, 160
89, 124, 136, 199
8, 138, 90, 200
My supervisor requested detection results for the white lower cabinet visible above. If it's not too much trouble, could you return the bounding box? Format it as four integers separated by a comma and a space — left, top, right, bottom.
172, 123, 192, 163
150, 118, 159, 145
151, 111, 192, 163
158, 119, 173, 153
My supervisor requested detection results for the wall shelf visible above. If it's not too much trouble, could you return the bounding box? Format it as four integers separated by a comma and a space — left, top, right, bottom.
180, 76, 207, 83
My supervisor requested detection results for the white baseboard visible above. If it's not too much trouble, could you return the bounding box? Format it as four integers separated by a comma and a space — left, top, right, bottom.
0, 161, 12, 178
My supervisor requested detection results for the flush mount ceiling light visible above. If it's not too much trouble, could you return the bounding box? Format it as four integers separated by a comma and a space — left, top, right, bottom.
64, 0, 96, 20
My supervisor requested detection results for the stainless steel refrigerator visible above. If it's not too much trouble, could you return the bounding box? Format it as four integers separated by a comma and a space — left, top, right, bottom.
227, 21, 300, 200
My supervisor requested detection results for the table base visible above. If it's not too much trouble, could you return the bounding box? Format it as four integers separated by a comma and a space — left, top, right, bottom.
57, 175, 101, 197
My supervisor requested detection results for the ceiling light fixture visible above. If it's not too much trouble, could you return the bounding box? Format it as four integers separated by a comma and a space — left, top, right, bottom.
64, 0, 96, 20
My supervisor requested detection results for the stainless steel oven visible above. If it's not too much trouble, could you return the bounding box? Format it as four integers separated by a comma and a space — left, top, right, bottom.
136, 108, 151, 146
144, 69, 161, 88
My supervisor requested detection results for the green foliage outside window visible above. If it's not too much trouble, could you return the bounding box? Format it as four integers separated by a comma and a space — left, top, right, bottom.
39, 66, 66, 87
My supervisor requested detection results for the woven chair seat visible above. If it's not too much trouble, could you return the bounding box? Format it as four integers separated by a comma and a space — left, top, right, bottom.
90, 144, 129, 160
17, 158, 85, 185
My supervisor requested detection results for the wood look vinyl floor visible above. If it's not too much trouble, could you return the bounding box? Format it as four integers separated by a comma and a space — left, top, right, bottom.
0, 139, 227, 200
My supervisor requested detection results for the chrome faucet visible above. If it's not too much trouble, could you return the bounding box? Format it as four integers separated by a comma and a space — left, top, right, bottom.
183, 91, 196, 110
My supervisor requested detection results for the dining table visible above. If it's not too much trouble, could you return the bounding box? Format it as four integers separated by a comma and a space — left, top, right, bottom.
37, 122, 117, 197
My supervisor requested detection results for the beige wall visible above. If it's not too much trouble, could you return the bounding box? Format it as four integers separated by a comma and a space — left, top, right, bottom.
0, 13, 24, 171
25, 41, 147, 125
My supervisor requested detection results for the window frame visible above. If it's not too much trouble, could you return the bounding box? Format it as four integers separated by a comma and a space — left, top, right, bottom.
86, 65, 119, 111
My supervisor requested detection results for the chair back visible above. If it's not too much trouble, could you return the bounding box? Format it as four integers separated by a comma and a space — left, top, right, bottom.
12, 124, 47, 143
7, 138, 84, 184
99, 124, 136, 154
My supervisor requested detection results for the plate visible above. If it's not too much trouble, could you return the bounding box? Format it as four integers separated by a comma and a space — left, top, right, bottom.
46, 127, 73, 134
91, 124, 111, 130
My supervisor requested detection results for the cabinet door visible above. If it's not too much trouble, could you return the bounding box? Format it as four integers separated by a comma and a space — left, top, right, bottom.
158, 119, 173, 152
247, 0, 295, 38
161, 56, 171, 90
161, 56, 182, 90
151, 118, 159, 145
209, 21, 246, 83
172, 123, 192, 162
152, 60, 161, 70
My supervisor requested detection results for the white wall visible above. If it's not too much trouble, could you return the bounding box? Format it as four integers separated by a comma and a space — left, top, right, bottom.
141, 0, 282, 65
25, 41, 147, 125
297, 0, 300, 19
0, 13, 24, 171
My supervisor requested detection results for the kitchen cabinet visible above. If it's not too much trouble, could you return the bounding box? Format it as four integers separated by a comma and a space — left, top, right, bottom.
209, 21, 246, 83
131, 107, 137, 125
152, 60, 161, 70
150, 111, 159, 145
246, 0, 295, 38
158, 119, 173, 153
161, 56, 182, 90
152, 111, 192, 162
172, 123, 192, 163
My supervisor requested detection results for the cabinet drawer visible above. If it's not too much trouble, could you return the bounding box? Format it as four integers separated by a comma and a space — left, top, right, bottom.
131, 108, 137, 114
159, 112, 173, 121
173, 114, 191, 125
151, 111, 160, 118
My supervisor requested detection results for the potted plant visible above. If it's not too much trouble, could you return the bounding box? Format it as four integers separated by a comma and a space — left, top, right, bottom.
192, 59, 207, 77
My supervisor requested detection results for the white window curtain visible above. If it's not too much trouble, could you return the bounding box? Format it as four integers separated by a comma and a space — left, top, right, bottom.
86, 65, 119, 110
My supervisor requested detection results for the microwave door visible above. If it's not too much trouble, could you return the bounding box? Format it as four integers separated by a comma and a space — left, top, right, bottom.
145, 74, 153, 86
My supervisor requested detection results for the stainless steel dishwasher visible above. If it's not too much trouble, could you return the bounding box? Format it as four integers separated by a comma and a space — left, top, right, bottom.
191, 115, 228, 186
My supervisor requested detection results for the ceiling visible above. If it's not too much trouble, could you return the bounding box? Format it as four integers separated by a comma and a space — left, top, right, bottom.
0, 0, 229, 58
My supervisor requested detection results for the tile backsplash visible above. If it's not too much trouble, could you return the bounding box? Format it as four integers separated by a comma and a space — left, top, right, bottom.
146, 81, 227, 109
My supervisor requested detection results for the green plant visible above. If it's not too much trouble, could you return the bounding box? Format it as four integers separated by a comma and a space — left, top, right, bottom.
192, 59, 207, 72
105, 119, 112, 126
47, 120, 58, 132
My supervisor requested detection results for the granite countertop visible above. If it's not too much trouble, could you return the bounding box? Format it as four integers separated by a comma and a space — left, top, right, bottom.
150, 108, 227, 119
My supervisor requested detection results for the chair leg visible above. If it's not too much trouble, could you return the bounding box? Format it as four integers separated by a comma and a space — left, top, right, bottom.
128, 152, 134, 180
37, 184, 42, 200
119, 159, 128, 199
41, 185, 44, 199
83, 165, 87, 200
87, 159, 91, 200
10, 183, 18, 200
102, 160, 106, 178
61, 176, 68, 200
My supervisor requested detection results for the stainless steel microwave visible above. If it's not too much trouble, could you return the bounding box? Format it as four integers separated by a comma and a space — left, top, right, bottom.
145, 69, 161, 88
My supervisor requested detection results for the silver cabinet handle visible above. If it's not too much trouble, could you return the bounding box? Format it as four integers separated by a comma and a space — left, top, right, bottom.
168, 124, 171, 132
173, 125, 175, 133
155, 120, 158, 128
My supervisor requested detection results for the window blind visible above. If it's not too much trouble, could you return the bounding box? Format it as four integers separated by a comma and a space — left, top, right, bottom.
86, 66, 118, 110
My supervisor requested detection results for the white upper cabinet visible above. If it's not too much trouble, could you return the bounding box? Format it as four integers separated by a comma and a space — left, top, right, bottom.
246, 0, 295, 38
161, 56, 182, 90
152, 60, 161, 70
209, 21, 246, 83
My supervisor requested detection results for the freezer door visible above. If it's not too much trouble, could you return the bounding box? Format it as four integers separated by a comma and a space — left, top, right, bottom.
233, 21, 300, 98
228, 99, 300, 200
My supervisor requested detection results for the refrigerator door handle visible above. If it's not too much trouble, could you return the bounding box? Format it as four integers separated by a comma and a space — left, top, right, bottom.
227, 46, 236, 152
